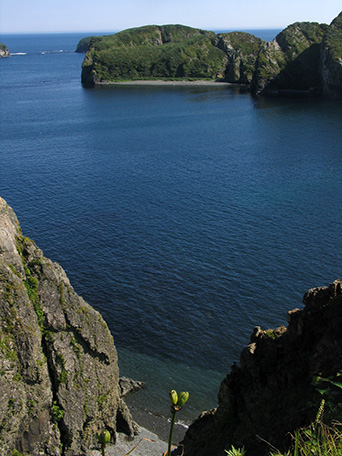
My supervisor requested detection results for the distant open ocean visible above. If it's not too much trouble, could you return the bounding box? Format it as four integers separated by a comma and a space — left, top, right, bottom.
0, 31, 341, 423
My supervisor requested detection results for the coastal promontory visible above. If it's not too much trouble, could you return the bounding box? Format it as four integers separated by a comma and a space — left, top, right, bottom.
79, 11, 342, 98
0, 197, 135, 456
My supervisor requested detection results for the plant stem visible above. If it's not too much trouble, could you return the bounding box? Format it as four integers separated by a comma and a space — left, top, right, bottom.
101, 443, 105, 456
167, 408, 177, 456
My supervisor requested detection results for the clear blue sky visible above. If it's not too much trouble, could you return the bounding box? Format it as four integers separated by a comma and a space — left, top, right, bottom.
0, 0, 341, 34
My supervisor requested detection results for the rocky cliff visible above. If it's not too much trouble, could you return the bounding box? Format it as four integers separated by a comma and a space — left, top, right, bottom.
80, 12, 342, 98
0, 197, 135, 456
214, 32, 265, 84
321, 11, 342, 98
0, 43, 10, 58
182, 279, 342, 455
251, 22, 327, 96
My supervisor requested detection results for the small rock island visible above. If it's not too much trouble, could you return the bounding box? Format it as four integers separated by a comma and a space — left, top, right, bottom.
79, 11, 342, 98
0, 43, 10, 58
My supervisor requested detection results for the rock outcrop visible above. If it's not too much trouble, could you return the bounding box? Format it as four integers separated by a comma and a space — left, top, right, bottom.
182, 279, 342, 456
215, 32, 265, 84
0, 43, 10, 58
0, 197, 135, 456
321, 11, 342, 98
251, 22, 327, 96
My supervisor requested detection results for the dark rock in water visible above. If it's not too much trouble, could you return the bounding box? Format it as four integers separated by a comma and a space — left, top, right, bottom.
119, 377, 147, 397
321, 12, 342, 99
0, 43, 10, 57
182, 279, 342, 456
0, 197, 135, 455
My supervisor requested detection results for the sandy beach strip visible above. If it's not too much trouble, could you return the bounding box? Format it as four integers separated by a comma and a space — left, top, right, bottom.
95, 79, 232, 87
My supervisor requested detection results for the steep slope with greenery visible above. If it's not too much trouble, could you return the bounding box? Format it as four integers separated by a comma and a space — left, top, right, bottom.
81, 24, 227, 85
251, 22, 327, 95
215, 31, 265, 84
321, 11, 342, 98
79, 13, 342, 98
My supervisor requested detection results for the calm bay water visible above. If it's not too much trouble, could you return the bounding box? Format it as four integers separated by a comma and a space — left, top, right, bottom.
0, 32, 341, 422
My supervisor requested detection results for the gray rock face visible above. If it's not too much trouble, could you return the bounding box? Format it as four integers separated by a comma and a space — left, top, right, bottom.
0, 197, 134, 455
182, 279, 342, 456
215, 32, 264, 84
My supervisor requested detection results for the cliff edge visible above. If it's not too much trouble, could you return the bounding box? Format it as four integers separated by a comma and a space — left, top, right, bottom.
182, 279, 342, 455
0, 197, 134, 456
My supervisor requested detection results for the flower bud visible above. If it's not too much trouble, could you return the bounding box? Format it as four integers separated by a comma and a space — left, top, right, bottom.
169, 389, 178, 406
97, 429, 111, 445
177, 391, 189, 408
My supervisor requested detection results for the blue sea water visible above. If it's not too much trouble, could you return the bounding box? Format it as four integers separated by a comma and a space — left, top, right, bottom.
0, 32, 341, 422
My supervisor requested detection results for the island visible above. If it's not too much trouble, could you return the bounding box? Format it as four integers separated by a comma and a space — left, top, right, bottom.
79, 11, 342, 98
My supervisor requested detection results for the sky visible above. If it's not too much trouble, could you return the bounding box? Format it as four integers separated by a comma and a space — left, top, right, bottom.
0, 0, 341, 34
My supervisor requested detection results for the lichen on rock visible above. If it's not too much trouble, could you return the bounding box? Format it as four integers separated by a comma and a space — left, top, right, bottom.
0, 197, 135, 455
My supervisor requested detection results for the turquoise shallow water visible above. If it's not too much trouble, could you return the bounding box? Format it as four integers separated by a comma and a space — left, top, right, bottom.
0, 32, 341, 422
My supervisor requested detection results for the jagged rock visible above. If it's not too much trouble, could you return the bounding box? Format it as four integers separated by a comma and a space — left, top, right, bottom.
119, 377, 146, 398
0, 43, 9, 58
321, 12, 342, 98
182, 279, 342, 456
215, 32, 264, 84
0, 197, 134, 455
